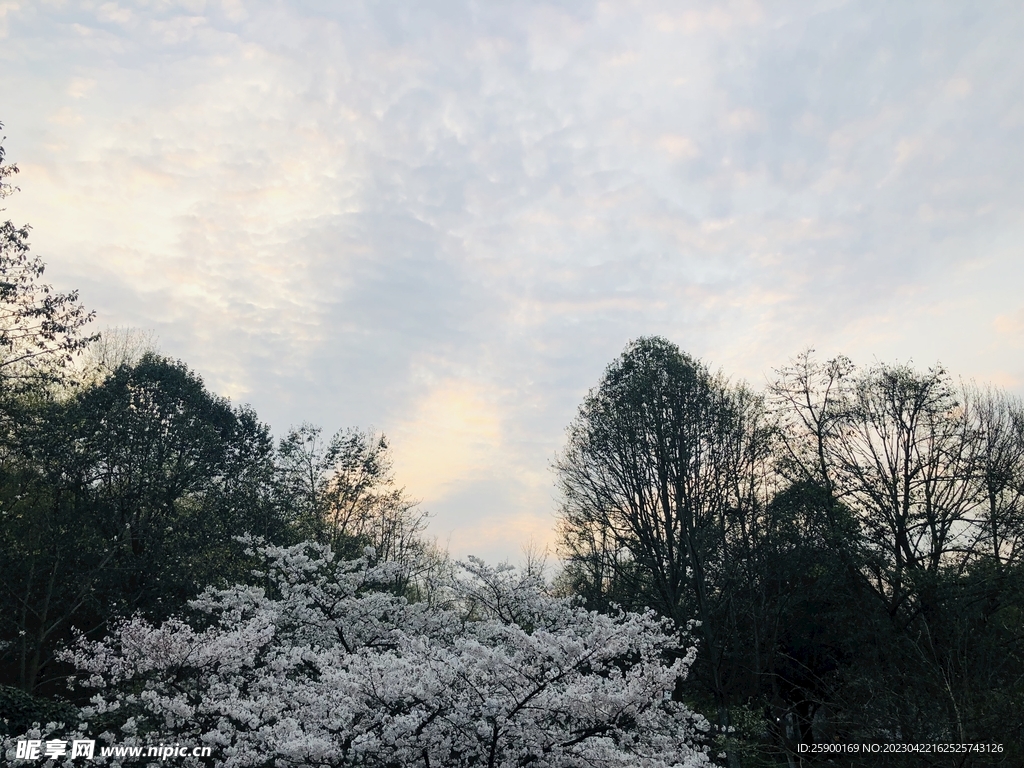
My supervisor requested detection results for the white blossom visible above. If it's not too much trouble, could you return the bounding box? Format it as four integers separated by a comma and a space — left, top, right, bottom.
26, 539, 711, 767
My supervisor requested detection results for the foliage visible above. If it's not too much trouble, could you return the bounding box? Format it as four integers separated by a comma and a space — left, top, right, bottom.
0, 354, 287, 693
769, 353, 1024, 753
554, 336, 776, 766
0, 343, 432, 699
0, 684, 77, 738
557, 341, 1024, 766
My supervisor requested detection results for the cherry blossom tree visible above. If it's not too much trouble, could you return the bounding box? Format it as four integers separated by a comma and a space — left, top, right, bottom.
28, 539, 711, 767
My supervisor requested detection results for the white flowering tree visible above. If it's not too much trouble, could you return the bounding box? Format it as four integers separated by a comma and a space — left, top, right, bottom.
25, 539, 712, 767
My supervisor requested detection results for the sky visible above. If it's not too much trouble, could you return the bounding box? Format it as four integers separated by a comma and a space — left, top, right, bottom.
2, 0, 1023, 564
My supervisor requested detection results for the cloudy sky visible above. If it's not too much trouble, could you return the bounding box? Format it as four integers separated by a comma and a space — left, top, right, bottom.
2, 0, 1022, 563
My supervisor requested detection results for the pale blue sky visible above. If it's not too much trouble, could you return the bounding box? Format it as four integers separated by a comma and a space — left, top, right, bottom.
2, 0, 1022, 562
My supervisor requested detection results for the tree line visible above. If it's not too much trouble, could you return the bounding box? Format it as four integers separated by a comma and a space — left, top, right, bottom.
556, 337, 1024, 766
0, 349, 430, 696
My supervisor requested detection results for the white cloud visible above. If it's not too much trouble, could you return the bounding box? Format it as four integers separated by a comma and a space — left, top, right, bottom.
0, 2, 19, 40
2, 0, 1023, 561
66, 77, 97, 99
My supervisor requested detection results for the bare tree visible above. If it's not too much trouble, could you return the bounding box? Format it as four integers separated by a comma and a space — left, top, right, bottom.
968, 384, 1024, 567
768, 353, 1024, 746
77, 326, 159, 384
276, 424, 429, 568
0, 125, 96, 390
773, 357, 991, 611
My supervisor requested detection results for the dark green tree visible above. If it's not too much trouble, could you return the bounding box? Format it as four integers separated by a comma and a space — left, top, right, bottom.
0, 354, 286, 693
